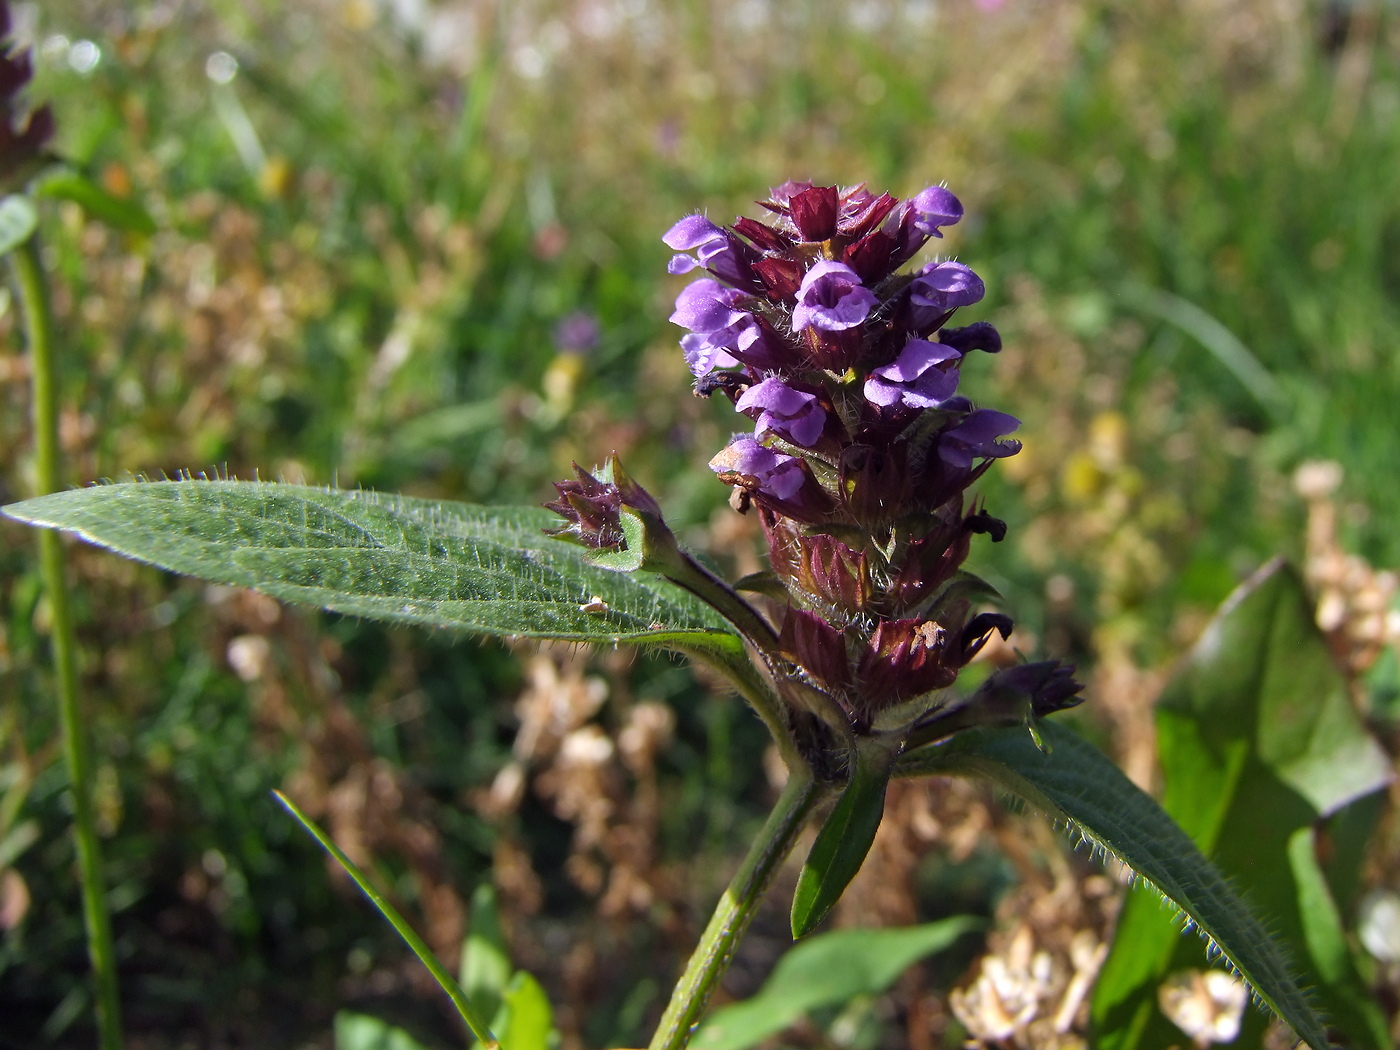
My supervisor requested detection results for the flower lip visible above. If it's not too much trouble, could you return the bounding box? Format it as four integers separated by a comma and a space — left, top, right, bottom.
910, 261, 985, 312
863, 339, 963, 409
791, 260, 879, 332
670, 279, 747, 333
910, 185, 964, 238
710, 435, 807, 500
938, 409, 1022, 468
735, 377, 827, 447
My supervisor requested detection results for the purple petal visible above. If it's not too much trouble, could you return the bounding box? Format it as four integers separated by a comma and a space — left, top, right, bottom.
668, 254, 702, 275
682, 332, 740, 377
938, 409, 1022, 468
910, 186, 963, 237
870, 339, 962, 383
664, 214, 727, 251
911, 261, 985, 311
792, 260, 880, 332
736, 376, 812, 415
670, 279, 746, 332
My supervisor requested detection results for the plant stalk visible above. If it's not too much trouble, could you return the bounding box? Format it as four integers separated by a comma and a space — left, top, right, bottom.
648, 768, 825, 1050
12, 235, 124, 1050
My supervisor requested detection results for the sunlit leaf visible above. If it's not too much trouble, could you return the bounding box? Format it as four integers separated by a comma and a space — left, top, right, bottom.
334, 1012, 432, 1050
1088, 558, 1391, 1050
693, 918, 980, 1050
2, 480, 742, 655
492, 972, 554, 1050
899, 719, 1333, 1050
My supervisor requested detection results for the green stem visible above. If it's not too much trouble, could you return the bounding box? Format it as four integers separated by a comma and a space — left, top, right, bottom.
648, 769, 825, 1050
12, 235, 124, 1049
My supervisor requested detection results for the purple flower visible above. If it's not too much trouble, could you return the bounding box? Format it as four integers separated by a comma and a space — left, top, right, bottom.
909, 186, 963, 238
663, 215, 751, 285
671, 278, 748, 332
910, 261, 985, 313
863, 340, 962, 409
938, 410, 1022, 468
791, 261, 879, 333
735, 377, 827, 447
670, 279, 776, 377
709, 436, 808, 501
554, 311, 600, 353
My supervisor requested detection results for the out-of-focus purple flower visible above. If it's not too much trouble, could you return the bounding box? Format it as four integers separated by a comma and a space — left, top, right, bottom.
0, 4, 54, 194
991, 660, 1084, 715
663, 214, 752, 286
863, 340, 962, 409
938, 410, 1022, 468
709, 436, 807, 501
911, 261, 985, 313
735, 377, 827, 447
791, 260, 879, 333
909, 185, 963, 237
553, 311, 600, 353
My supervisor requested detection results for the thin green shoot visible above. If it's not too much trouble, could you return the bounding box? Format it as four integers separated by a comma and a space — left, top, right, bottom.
273, 790, 500, 1049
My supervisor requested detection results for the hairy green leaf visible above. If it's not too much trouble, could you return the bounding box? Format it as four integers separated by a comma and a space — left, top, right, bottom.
899, 720, 1332, 1050
0, 194, 37, 255
693, 918, 980, 1050
1090, 558, 1390, 1050
2, 481, 741, 654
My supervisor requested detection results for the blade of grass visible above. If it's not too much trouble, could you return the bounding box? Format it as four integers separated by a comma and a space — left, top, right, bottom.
273, 790, 499, 1048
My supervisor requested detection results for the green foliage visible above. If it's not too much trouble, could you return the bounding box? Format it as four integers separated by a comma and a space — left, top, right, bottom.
2, 481, 742, 655
0, 194, 36, 255
335, 1012, 433, 1050
461, 885, 513, 1033
1090, 559, 1391, 1050
492, 972, 555, 1050
790, 739, 898, 939
901, 717, 1332, 1050
36, 171, 156, 236
693, 919, 980, 1050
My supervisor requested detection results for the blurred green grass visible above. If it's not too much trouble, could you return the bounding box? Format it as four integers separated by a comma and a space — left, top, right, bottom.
2, 0, 1398, 1046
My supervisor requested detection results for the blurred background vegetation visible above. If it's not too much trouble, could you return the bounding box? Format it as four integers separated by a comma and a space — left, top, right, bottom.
2, 0, 1399, 1047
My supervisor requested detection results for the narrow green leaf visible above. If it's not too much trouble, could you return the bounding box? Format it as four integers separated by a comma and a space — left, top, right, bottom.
898, 721, 1333, 1050
461, 885, 513, 1033
334, 1011, 433, 1050
790, 739, 898, 938
274, 791, 499, 1047
0, 194, 37, 255
36, 172, 156, 236
492, 972, 554, 1050
693, 919, 980, 1050
2, 481, 741, 655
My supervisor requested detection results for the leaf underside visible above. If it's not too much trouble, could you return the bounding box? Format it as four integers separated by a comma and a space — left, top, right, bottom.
903, 720, 1332, 1050
2, 480, 742, 654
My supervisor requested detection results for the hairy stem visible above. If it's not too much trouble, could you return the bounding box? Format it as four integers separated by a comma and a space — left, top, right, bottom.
13, 235, 124, 1050
648, 769, 825, 1050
